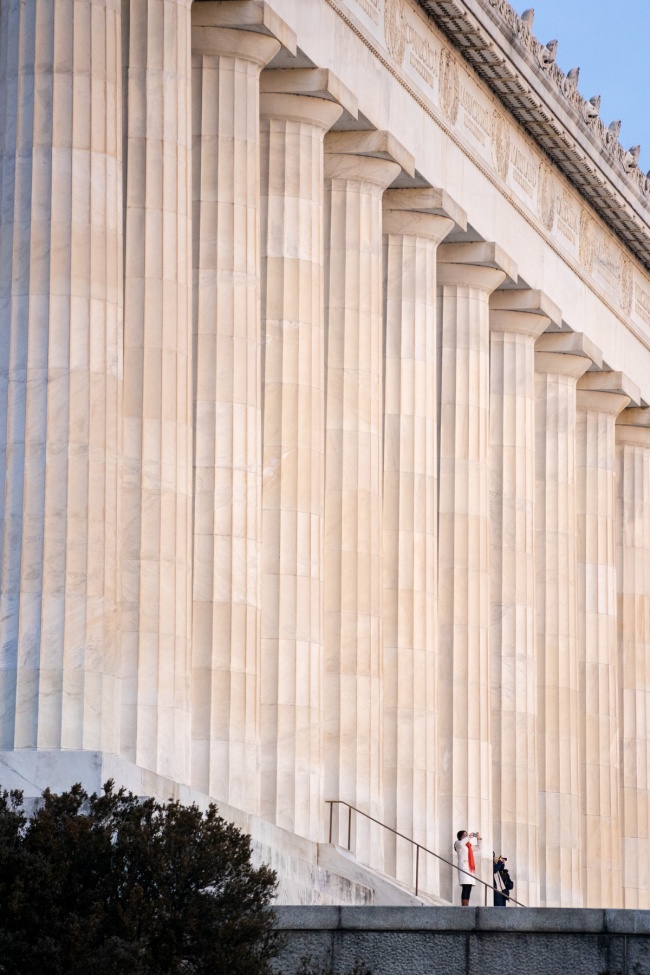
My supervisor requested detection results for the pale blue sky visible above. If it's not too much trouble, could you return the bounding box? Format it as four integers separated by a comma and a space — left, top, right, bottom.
526, 0, 650, 171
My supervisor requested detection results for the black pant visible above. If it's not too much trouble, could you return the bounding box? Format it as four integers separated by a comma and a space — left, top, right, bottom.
461, 884, 473, 901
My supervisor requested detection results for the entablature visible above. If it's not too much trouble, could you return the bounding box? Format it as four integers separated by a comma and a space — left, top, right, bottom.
417, 0, 650, 270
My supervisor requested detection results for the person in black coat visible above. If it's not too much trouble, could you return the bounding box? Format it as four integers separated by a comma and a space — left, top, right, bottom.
493, 854, 509, 906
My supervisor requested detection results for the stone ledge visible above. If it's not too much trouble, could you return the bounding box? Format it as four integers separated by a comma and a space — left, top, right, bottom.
274, 905, 650, 934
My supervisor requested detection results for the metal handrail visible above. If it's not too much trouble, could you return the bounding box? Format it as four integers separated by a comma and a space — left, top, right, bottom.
325, 799, 526, 907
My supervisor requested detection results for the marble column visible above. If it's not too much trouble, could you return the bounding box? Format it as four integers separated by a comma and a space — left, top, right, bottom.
436, 241, 516, 901
576, 374, 632, 908
381, 189, 462, 893
534, 331, 599, 906
0, 0, 122, 752
190, 20, 281, 810
258, 78, 347, 840
616, 408, 650, 909
323, 131, 411, 865
488, 291, 558, 907
122, 0, 192, 783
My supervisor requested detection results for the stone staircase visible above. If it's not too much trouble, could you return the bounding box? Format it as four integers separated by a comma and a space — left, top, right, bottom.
0, 750, 452, 907
317, 843, 452, 906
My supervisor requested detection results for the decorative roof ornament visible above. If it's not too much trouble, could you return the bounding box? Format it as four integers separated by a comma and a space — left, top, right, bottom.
583, 96, 601, 122
562, 66, 579, 96
539, 38, 558, 66
607, 120, 622, 145
520, 7, 534, 29
565, 67, 580, 88
626, 146, 642, 172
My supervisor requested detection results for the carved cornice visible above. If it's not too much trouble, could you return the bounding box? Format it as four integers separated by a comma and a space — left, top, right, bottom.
417, 0, 650, 269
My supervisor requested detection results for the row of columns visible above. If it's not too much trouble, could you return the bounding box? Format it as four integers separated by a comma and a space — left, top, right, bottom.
1, 0, 650, 909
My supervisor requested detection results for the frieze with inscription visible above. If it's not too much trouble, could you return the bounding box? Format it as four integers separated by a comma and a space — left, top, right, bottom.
459, 83, 492, 148
510, 144, 538, 198
556, 191, 579, 247
351, 0, 380, 26
636, 286, 650, 327
406, 20, 438, 88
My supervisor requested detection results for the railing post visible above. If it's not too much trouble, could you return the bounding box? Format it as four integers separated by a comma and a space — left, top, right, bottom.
348, 805, 352, 851
415, 845, 420, 897
328, 802, 333, 844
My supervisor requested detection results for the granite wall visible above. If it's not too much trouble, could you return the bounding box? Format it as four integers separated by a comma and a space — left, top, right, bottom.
272, 906, 650, 975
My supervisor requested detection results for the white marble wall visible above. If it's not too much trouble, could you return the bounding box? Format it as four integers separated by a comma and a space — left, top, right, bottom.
616, 409, 650, 909
0, 0, 122, 753
259, 87, 343, 839
382, 193, 454, 894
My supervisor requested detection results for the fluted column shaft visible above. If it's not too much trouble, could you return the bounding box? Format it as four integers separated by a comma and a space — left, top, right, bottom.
191, 27, 280, 809
489, 309, 548, 907
535, 349, 590, 905
259, 92, 342, 839
437, 258, 506, 900
576, 388, 628, 907
0, 0, 122, 752
323, 150, 400, 863
122, 0, 192, 783
616, 413, 650, 909
382, 206, 452, 893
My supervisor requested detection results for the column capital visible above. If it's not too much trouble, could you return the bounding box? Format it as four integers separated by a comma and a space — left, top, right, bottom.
383, 187, 467, 230
438, 240, 517, 277
324, 129, 410, 188
325, 129, 415, 178
490, 290, 557, 338
192, 0, 297, 55
382, 188, 463, 242
490, 288, 562, 327
260, 67, 358, 119
260, 93, 343, 130
576, 389, 630, 416
437, 264, 507, 292
535, 352, 592, 380
192, 25, 281, 64
616, 407, 650, 447
437, 240, 516, 292
619, 406, 650, 427
490, 310, 550, 338
324, 153, 401, 189
383, 210, 454, 242
535, 327, 597, 380
578, 370, 640, 403
535, 330, 603, 369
